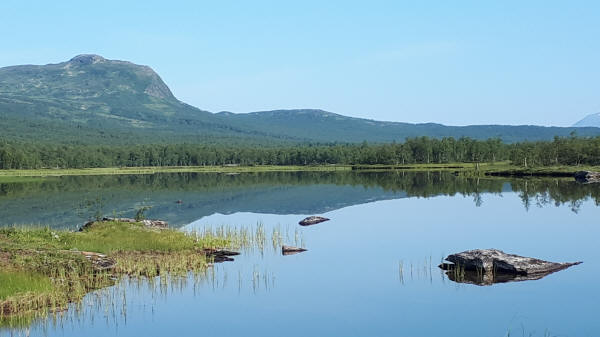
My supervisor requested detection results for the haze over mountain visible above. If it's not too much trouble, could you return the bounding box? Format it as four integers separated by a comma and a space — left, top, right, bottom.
573, 113, 600, 128
1, 54, 599, 145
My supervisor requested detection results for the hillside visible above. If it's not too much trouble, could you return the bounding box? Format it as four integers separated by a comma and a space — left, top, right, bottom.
1, 54, 600, 145
573, 113, 600, 128
0, 54, 291, 145
216, 109, 600, 143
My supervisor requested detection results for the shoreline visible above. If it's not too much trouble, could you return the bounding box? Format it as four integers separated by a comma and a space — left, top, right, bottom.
0, 165, 352, 178
0, 163, 597, 179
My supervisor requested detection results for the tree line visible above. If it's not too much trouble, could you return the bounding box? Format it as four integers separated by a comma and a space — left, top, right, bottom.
0, 136, 598, 169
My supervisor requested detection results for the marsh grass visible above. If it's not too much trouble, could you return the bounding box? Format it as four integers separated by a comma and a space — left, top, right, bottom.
0, 272, 53, 301
0, 220, 301, 329
190, 223, 303, 254
0, 220, 239, 326
1, 222, 203, 254
397, 256, 436, 284
0, 248, 115, 328
112, 251, 208, 278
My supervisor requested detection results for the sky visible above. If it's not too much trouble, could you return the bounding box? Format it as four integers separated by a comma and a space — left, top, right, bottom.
1, 0, 599, 126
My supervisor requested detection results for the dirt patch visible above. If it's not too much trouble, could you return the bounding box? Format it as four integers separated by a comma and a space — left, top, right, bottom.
0, 251, 11, 268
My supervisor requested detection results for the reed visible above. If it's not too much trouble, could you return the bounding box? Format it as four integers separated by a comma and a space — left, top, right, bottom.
1, 220, 299, 325
0, 220, 240, 325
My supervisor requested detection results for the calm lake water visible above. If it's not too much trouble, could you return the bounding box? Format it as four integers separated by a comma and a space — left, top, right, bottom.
1, 171, 599, 336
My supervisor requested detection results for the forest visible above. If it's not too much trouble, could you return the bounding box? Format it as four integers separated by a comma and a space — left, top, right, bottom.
0, 135, 599, 170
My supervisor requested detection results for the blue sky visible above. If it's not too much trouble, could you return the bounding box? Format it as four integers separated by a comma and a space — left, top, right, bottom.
1, 1, 598, 126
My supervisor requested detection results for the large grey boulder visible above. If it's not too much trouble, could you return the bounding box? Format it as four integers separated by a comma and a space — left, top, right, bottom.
440, 249, 581, 275
439, 249, 581, 285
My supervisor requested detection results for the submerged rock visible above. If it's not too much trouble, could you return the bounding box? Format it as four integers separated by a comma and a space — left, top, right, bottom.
299, 216, 330, 226
439, 249, 581, 285
574, 171, 600, 184
202, 249, 240, 263
282, 245, 307, 256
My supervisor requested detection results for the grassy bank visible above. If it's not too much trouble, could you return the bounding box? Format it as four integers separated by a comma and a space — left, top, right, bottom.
0, 162, 597, 178
0, 220, 233, 326
0, 165, 352, 177
352, 162, 600, 176
482, 165, 600, 176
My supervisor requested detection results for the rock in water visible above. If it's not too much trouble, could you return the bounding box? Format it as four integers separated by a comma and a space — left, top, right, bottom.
282, 245, 307, 255
202, 249, 240, 263
299, 216, 330, 226
574, 171, 600, 184
440, 249, 581, 275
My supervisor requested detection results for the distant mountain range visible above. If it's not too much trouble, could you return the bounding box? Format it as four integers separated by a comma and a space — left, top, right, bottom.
1, 54, 599, 145
573, 113, 600, 128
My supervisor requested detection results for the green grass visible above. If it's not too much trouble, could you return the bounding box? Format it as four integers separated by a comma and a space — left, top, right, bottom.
65, 222, 201, 253
1, 222, 230, 254
0, 220, 240, 322
0, 271, 53, 300
1, 224, 228, 257
0, 220, 294, 325
0, 165, 351, 177
0, 162, 597, 178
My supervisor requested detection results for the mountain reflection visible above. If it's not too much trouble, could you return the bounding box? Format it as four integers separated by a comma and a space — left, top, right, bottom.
0, 171, 597, 228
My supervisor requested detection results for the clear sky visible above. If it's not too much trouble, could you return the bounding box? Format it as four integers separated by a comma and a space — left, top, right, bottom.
1, 0, 598, 126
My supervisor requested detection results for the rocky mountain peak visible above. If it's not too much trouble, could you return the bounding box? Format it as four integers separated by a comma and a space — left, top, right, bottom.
69, 54, 106, 65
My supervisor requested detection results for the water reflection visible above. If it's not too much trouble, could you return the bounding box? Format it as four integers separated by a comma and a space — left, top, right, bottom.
1, 258, 280, 337
442, 268, 564, 286
1, 171, 599, 336
1, 172, 598, 228
0, 177, 598, 336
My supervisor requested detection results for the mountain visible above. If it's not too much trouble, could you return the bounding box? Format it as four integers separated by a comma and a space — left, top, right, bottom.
573, 113, 600, 128
1, 54, 600, 145
216, 109, 600, 143
0, 54, 291, 144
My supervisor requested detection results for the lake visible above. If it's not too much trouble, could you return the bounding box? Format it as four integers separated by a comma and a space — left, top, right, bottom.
1, 171, 598, 336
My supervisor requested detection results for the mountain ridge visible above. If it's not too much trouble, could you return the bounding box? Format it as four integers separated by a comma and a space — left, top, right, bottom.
2, 54, 600, 144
